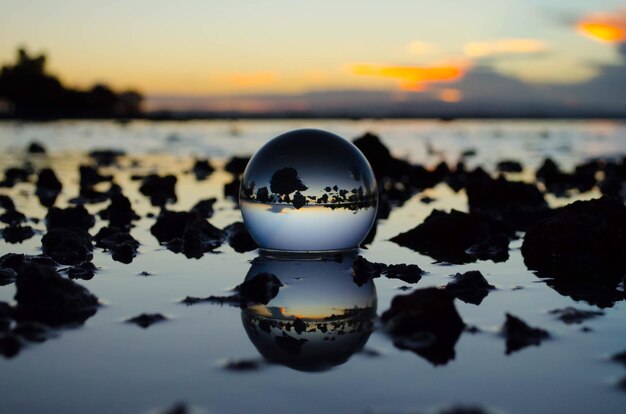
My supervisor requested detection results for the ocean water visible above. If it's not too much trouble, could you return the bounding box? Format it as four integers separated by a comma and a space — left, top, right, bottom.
0, 119, 625, 414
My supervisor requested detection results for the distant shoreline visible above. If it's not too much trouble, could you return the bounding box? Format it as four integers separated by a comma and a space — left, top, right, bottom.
1, 113, 626, 122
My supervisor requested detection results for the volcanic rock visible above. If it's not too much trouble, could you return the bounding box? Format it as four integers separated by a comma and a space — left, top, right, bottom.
14, 263, 99, 326
445, 270, 495, 305
381, 288, 465, 365
501, 313, 549, 355
522, 197, 626, 285
391, 209, 513, 264
41, 227, 93, 265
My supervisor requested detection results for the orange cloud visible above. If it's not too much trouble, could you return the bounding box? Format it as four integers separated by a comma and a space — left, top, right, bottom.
224, 72, 278, 87
577, 10, 626, 42
464, 39, 547, 57
351, 62, 468, 91
438, 88, 462, 103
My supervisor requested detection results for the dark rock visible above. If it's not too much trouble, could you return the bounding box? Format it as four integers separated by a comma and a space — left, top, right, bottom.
255, 187, 269, 202
574, 160, 602, 193
46, 205, 95, 230
41, 227, 93, 265
224, 176, 241, 202
445, 164, 486, 193
0, 209, 26, 225
0, 268, 17, 286
14, 263, 99, 326
111, 241, 137, 264
224, 221, 258, 253
611, 350, 626, 367
0, 253, 26, 270
1, 165, 33, 187
0, 333, 21, 358
618, 377, 626, 392
270, 167, 307, 195
536, 158, 567, 194
36, 168, 62, 191
126, 313, 167, 328
157, 403, 191, 414
191, 159, 214, 180
151, 211, 197, 243
438, 406, 494, 414
501, 313, 549, 355
79, 165, 112, 187
464, 233, 510, 263
390, 209, 513, 264
190, 198, 217, 219
381, 288, 465, 365
549, 307, 604, 324
0, 195, 15, 211
466, 174, 549, 231
292, 191, 306, 209
224, 156, 250, 175
0, 253, 58, 271
544, 278, 625, 309
152, 211, 225, 258
180, 295, 244, 306
385, 264, 424, 284
522, 197, 626, 285
496, 160, 523, 173
88, 149, 124, 167
293, 318, 307, 335
352, 256, 423, 286
445, 271, 495, 305
3, 224, 35, 243
13, 321, 51, 343
35, 168, 62, 207
27, 142, 46, 154
169, 220, 225, 258
536, 158, 601, 196
94, 226, 139, 250
66, 262, 98, 280
236, 273, 283, 305
222, 358, 261, 371
351, 256, 388, 286
461, 148, 477, 158
98, 193, 138, 228
69, 184, 119, 205
139, 174, 177, 206
353, 132, 412, 179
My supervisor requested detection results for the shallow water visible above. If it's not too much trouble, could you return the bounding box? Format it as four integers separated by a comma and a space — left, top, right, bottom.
0, 119, 626, 414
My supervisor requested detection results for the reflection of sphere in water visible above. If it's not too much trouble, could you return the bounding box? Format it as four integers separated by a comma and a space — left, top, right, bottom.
240, 129, 377, 252
241, 254, 377, 372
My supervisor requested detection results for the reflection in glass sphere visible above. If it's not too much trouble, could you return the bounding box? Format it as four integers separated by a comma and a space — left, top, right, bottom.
240, 129, 378, 252
241, 253, 377, 372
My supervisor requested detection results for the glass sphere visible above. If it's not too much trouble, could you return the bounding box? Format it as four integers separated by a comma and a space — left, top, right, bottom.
241, 254, 377, 372
240, 129, 378, 252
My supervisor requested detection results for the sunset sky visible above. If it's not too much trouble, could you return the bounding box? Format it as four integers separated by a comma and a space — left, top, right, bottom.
1, 1, 625, 112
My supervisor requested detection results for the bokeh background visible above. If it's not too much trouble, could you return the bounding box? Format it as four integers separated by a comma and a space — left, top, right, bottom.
1, 0, 626, 117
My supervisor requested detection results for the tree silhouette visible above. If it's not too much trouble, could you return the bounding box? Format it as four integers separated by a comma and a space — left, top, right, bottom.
0, 47, 143, 118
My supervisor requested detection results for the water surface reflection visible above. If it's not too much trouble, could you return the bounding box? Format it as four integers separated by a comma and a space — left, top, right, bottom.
241, 253, 376, 372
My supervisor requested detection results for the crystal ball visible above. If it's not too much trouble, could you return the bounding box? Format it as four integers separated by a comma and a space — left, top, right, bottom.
240, 128, 378, 252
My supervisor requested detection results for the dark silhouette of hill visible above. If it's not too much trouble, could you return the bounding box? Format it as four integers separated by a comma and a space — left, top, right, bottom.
0, 48, 142, 119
